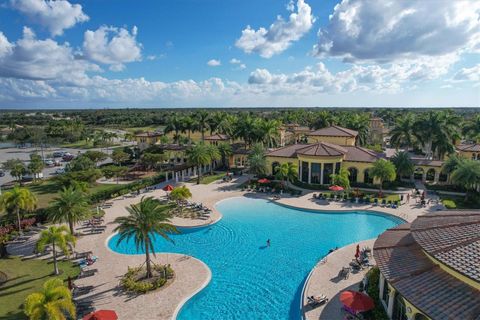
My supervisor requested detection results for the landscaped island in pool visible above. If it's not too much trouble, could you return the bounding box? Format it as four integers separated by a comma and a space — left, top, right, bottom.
108, 197, 403, 320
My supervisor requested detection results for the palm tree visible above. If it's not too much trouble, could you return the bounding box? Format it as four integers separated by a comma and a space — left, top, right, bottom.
36, 226, 76, 275
207, 112, 225, 135
206, 144, 221, 174
346, 113, 370, 146
463, 114, 480, 142
164, 114, 183, 144
442, 154, 466, 183
258, 119, 280, 148
195, 110, 211, 141
216, 114, 237, 138
451, 160, 480, 201
169, 186, 192, 212
235, 116, 256, 147
24, 278, 75, 320
310, 110, 334, 129
390, 114, 416, 150
370, 159, 397, 193
181, 115, 197, 143
275, 163, 298, 188
217, 142, 233, 169
114, 197, 178, 278
0, 187, 37, 233
186, 143, 211, 184
247, 143, 267, 176
329, 167, 350, 189
391, 151, 414, 180
49, 187, 90, 235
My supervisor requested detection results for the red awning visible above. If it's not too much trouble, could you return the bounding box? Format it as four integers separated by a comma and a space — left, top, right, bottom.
163, 184, 174, 191
329, 185, 344, 191
258, 178, 270, 184
339, 290, 374, 312
82, 310, 118, 320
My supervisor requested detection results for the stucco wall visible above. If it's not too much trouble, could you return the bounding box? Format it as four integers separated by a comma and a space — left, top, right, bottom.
307, 135, 356, 146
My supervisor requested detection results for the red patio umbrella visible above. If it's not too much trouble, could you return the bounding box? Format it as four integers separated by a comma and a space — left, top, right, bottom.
163, 184, 174, 191
258, 178, 270, 184
82, 310, 118, 320
329, 185, 344, 191
339, 290, 374, 313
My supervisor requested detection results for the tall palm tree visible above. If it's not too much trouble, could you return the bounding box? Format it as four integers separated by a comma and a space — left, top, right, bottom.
310, 110, 334, 129
390, 114, 416, 150
206, 144, 221, 174
217, 142, 233, 169
0, 187, 37, 233
451, 160, 480, 201
36, 226, 76, 275
164, 114, 183, 144
195, 110, 211, 141
216, 114, 237, 138
329, 167, 350, 189
275, 162, 298, 187
346, 113, 370, 146
49, 187, 90, 235
181, 115, 197, 143
24, 278, 75, 320
463, 114, 480, 142
235, 116, 256, 147
370, 159, 397, 193
442, 154, 466, 183
258, 119, 280, 148
247, 143, 267, 176
207, 112, 225, 135
114, 197, 178, 278
391, 151, 414, 180
186, 143, 211, 184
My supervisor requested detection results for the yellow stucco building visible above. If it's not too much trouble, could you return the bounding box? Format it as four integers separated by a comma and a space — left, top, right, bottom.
373, 210, 480, 320
134, 131, 164, 150
456, 143, 480, 161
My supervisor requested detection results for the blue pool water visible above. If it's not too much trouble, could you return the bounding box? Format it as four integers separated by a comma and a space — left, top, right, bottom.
108, 197, 403, 320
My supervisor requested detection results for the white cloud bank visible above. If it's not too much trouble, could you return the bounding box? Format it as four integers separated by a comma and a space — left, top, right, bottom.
207, 59, 221, 66
10, 0, 89, 36
236, 0, 315, 58
313, 0, 480, 62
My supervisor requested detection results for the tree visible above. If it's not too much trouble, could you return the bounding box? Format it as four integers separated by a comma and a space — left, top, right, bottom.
463, 114, 480, 142
390, 114, 416, 150
169, 186, 192, 212
5, 159, 27, 182
114, 197, 179, 278
247, 143, 267, 176
391, 151, 414, 180
36, 226, 76, 275
83, 150, 108, 166
66, 155, 95, 172
442, 154, 466, 183
49, 187, 90, 235
0, 187, 37, 233
111, 149, 130, 165
181, 116, 197, 143
217, 142, 233, 169
451, 160, 480, 201
28, 154, 44, 182
164, 114, 183, 144
140, 153, 166, 171
329, 167, 350, 190
186, 143, 211, 184
195, 110, 211, 141
275, 162, 298, 187
370, 159, 396, 192
205, 144, 221, 174
24, 278, 75, 320
257, 119, 280, 148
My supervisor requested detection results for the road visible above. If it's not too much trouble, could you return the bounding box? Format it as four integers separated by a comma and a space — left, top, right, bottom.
0, 144, 132, 187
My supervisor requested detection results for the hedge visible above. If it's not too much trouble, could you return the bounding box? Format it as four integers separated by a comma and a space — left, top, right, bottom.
366, 267, 389, 320
425, 184, 467, 193
442, 199, 457, 209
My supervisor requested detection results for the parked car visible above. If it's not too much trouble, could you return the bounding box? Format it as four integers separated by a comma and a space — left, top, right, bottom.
62, 153, 74, 161
23, 172, 44, 181
55, 168, 65, 175
53, 151, 66, 158
44, 159, 55, 167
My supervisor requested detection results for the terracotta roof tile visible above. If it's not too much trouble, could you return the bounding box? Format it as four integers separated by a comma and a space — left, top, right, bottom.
296, 142, 347, 156
343, 146, 380, 163
457, 144, 480, 152
308, 125, 358, 137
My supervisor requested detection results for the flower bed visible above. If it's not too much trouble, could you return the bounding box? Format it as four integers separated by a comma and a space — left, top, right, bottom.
121, 264, 174, 294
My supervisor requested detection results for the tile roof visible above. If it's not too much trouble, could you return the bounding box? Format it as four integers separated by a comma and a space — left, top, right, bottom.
374, 221, 480, 320
296, 142, 347, 157
457, 144, 480, 152
343, 146, 381, 163
267, 144, 311, 158
308, 125, 358, 137
231, 143, 250, 155
204, 134, 229, 141
411, 158, 444, 167
159, 144, 187, 151
411, 210, 480, 282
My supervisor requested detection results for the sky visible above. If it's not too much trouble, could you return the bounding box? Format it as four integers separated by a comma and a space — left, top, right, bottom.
0, 0, 479, 109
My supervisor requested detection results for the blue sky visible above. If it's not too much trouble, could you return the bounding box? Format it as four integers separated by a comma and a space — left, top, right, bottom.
0, 0, 478, 108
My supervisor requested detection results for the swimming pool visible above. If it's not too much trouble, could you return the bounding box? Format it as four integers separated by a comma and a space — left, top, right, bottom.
108, 197, 403, 320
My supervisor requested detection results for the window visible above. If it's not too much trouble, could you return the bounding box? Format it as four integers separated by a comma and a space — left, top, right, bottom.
348, 167, 358, 183
323, 163, 333, 184
311, 163, 321, 184
335, 162, 341, 174
392, 293, 408, 320
301, 161, 309, 183
382, 279, 390, 304
364, 169, 373, 184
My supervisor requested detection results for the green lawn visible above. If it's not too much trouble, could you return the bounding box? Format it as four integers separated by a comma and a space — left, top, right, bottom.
60, 140, 119, 149
189, 172, 226, 184
0, 256, 80, 320
28, 179, 120, 209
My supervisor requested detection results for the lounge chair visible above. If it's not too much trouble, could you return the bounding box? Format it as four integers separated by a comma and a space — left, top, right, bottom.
78, 269, 98, 279
373, 198, 378, 206
338, 266, 350, 279
307, 294, 329, 306
381, 199, 386, 207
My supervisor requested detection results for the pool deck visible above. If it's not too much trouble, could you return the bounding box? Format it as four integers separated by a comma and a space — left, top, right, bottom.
7, 176, 442, 320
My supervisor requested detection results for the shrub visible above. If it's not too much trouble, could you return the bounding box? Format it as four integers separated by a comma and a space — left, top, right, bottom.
366, 267, 389, 320
442, 199, 457, 209
425, 184, 467, 192
120, 265, 173, 294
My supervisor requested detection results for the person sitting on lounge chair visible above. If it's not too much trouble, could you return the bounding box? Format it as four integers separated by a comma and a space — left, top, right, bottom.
307, 294, 328, 306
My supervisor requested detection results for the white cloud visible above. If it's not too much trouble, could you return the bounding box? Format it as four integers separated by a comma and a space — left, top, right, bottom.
452, 64, 480, 81
238, 64, 246, 70
235, 0, 315, 58
10, 0, 89, 36
207, 59, 221, 66
0, 27, 98, 81
229, 58, 241, 64
83, 25, 142, 71
313, 0, 480, 62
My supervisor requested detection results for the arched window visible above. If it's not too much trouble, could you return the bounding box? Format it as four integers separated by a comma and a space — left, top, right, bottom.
272, 162, 280, 175
392, 292, 408, 320
348, 167, 358, 183
414, 313, 429, 320
364, 169, 373, 184
413, 167, 424, 180
426, 168, 435, 182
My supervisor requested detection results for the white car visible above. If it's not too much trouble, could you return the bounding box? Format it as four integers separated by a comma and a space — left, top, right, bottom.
44, 159, 55, 167
55, 168, 65, 174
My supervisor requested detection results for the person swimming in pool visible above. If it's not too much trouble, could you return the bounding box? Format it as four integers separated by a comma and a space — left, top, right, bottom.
267, 239, 271, 247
